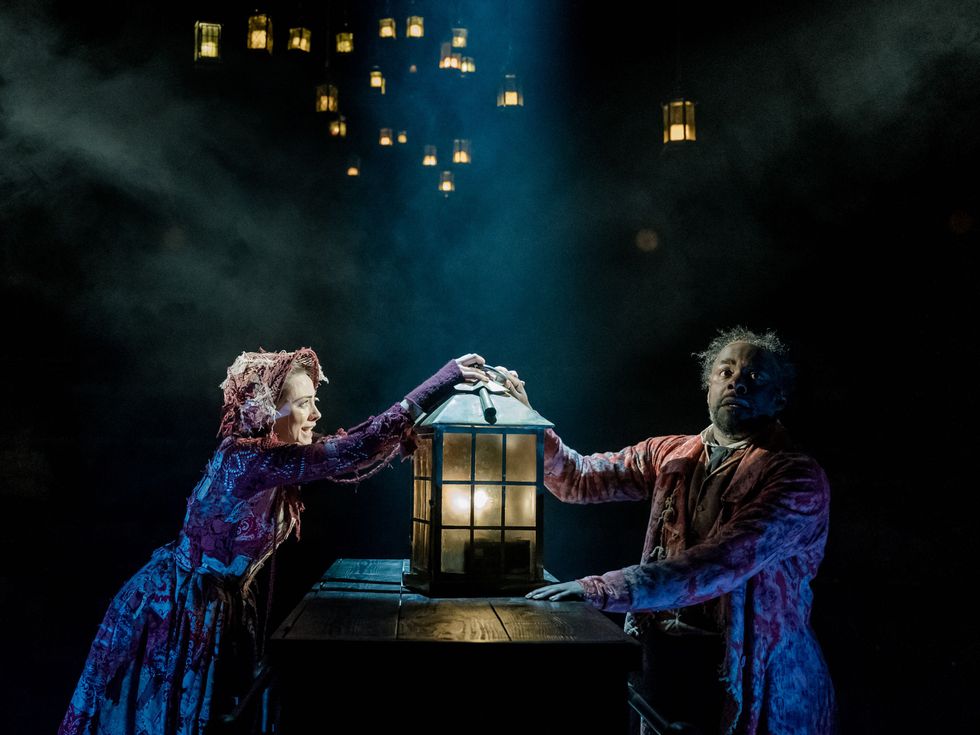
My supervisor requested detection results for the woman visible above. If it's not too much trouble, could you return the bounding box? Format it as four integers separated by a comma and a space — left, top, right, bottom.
59, 348, 487, 734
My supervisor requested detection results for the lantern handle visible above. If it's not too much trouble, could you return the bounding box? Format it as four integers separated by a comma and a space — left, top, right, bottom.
477, 385, 497, 424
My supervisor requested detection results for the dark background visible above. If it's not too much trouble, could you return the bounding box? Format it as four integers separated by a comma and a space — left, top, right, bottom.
1, 0, 976, 731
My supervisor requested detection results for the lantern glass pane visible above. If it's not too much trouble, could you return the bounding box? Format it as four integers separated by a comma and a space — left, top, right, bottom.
442, 433, 471, 481
470, 530, 501, 575
475, 434, 503, 481
504, 530, 535, 575
473, 485, 502, 526
505, 434, 536, 482
441, 529, 469, 572
504, 485, 535, 527
413, 521, 429, 570
442, 484, 471, 526
413, 479, 431, 520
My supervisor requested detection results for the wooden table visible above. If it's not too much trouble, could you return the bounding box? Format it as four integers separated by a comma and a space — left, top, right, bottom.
270, 558, 642, 733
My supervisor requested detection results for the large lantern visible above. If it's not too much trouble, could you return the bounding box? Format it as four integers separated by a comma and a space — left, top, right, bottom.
662, 99, 696, 143
346, 155, 360, 176
247, 13, 273, 54
404, 383, 552, 596
406, 16, 424, 38
460, 57, 476, 74
379, 17, 396, 38
329, 114, 347, 138
438, 170, 455, 195
405, 379, 553, 595
379, 128, 394, 146
194, 22, 221, 62
422, 145, 437, 166
336, 30, 353, 53
370, 67, 386, 94
452, 27, 468, 48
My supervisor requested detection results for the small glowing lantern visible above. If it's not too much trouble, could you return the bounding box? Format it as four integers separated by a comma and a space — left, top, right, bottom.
460, 57, 476, 74
397, 130, 408, 144
369, 67, 386, 94
497, 73, 523, 107
247, 14, 273, 54
662, 99, 696, 143
329, 115, 347, 137
452, 27, 468, 48
408, 63, 418, 74
194, 22, 221, 61
379, 128, 394, 146
404, 379, 553, 595
422, 145, 437, 166
439, 42, 454, 69
439, 170, 455, 194
379, 17, 397, 38
346, 155, 360, 176
315, 84, 338, 113
336, 31, 353, 53
406, 16, 424, 38
288, 27, 311, 52
452, 139, 471, 164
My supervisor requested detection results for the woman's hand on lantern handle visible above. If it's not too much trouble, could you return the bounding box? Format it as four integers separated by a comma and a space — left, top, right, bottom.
490, 365, 530, 408
454, 353, 491, 384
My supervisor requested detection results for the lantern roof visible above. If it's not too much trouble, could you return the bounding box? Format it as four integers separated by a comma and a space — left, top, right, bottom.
419, 381, 553, 428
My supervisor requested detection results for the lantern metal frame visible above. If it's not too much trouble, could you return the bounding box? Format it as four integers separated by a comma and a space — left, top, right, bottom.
247, 13, 274, 54
662, 98, 697, 143
379, 17, 397, 38
315, 83, 339, 113
288, 27, 312, 53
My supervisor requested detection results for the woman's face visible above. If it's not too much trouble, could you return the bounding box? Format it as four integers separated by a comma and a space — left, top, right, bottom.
273, 372, 321, 445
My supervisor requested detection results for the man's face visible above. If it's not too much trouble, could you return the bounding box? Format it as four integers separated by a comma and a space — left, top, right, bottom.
706, 341, 785, 440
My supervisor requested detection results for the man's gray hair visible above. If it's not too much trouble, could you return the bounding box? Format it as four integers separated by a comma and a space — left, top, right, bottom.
695, 327, 796, 393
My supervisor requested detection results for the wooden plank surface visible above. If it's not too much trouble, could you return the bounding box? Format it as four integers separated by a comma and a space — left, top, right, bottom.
322, 558, 404, 584
397, 598, 510, 642
490, 599, 632, 642
281, 593, 399, 641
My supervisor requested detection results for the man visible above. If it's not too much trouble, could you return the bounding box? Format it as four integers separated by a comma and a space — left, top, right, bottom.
511, 328, 836, 735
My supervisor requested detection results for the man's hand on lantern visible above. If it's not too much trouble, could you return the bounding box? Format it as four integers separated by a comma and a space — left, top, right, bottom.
525, 580, 585, 601
491, 365, 530, 407
454, 353, 490, 384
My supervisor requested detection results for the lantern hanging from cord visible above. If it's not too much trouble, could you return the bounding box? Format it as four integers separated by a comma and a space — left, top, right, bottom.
194, 21, 221, 61
406, 16, 424, 38
315, 84, 338, 113
369, 67, 386, 94
497, 73, 523, 107
662, 99, 696, 143
379, 17, 396, 38
422, 145, 437, 166
379, 128, 394, 146
439, 171, 455, 195
452, 139, 471, 164
247, 13, 273, 54
288, 27, 311, 53
397, 130, 408, 144
452, 27, 468, 48
336, 29, 353, 53
460, 57, 476, 74
346, 155, 360, 177
329, 114, 347, 138
439, 42, 454, 69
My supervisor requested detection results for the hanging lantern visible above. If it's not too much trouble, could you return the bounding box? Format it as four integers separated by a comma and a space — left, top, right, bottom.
247, 13, 273, 54
315, 84, 338, 113
497, 73, 523, 107
408, 63, 418, 74
369, 67, 386, 94
662, 99, 697, 143
438, 171, 456, 195
379, 17, 396, 38
452, 139, 472, 164
460, 57, 476, 74
379, 128, 394, 146
452, 27, 468, 48
329, 115, 347, 137
336, 31, 353, 53
406, 16, 424, 38
193, 21, 221, 61
439, 42, 454, 69
422, 145, 437, 166
403, 380, 553, 595
288, 27, 312, 53
346, 155, 360, 177
397, 130, 408, 144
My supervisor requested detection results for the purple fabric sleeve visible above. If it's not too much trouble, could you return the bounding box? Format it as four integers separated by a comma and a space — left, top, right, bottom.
404, 359, 464, 414
577, 570, 632, 610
